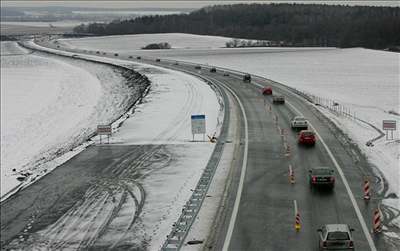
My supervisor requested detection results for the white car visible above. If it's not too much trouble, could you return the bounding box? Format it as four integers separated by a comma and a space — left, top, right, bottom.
291, 116, 308, 130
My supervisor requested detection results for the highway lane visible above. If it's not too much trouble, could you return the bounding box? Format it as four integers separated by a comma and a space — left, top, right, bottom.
143, 60, 387, 250
25, 41, 392, 250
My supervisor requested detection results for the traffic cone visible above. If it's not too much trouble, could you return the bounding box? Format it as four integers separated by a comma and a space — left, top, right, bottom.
295, 212, 301, 231
373, 208, 382, 233
289, 165, 295, 184
364, 178, 371, 201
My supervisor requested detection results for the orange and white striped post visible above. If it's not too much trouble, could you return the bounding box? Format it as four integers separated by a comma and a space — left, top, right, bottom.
289, 165, 295, 184
364, 177, 371, 201
373, 208, 382, 233
294, 200, 300, 231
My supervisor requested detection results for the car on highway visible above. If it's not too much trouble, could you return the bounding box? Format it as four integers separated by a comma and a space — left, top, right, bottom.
298, 130, 316, 145
317, 224, 355, 250
309, 166, 335, 189
137, 56, 141, 59
272, 95, 285, 104
156, 58, 161, 62
223, 71, 230, 76
243, 73, 251, 82
195, 65, 202, 69
210, 67, 217, 72
291, 116, 308, 130
174, 61, 179, 65
262, 86, 273, 95
114, 53, 119, 56
128, 55, 133, 58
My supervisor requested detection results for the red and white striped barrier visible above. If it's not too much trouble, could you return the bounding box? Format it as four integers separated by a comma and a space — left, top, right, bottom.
364, 178, 371, 201
285, 144, 291, 157
373, 208, 382, 233
289, 165, 295, 184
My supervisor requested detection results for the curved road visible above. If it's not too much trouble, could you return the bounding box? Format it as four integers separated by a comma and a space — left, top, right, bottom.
2, 40, 396, 250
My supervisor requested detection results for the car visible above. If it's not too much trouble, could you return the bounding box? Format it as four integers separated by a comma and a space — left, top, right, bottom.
309, 167, 335, 189
298, 130, 316, 145
195, 65, 201, 69
272, 95, 285, 104
317, 224, 355, 250
262, 86, 273, 95
96, 51, 100, 54
243, 73, 251, 82
210, 67, 217, 72
128, 55, 133, 58
223, 71, 230, 76
114, 53, 119, 56
174, 61, 179, 65
291, 116, 308, 130
137, 56, 142, 59
156, 58, 161, 62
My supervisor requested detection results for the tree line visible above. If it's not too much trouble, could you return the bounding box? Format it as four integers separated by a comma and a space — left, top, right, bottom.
73, 3, 400, 49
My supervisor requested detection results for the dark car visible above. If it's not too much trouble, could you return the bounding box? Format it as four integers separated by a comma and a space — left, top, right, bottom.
243, 73, 251, 82
262, 86, 273, 95
272, 95, 285, 104
210, 67, 217, 72
114, 53, 119, 56
298, 130, 316, 145
309, 167, 335, 189
223, 71, 230, 76
128, 55, 133, 58
195, 65, 201, 69
156, 58, 161, 62
174, 61, 179, 65
137, 56, 141, 59
318, 224, 355, 250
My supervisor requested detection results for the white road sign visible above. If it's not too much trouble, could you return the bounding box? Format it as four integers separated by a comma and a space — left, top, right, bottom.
191, 115, 206, 134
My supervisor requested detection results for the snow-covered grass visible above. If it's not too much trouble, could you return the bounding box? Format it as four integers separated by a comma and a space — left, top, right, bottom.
59, 33, 234, 51
0, 41, 138, 199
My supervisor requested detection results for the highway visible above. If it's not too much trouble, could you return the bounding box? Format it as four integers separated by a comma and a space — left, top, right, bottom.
145, 59, 389, 250
1, 41, 395, 250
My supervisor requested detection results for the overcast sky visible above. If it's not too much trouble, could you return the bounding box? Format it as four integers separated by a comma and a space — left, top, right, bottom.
2, 1, 399, 8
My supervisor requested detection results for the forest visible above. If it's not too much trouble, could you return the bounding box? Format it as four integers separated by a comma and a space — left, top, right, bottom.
73, 3, 400, 49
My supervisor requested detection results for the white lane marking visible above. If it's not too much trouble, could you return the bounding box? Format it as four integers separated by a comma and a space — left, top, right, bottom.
252, 80, 377, 251
216, 82, 249, 251
294, 200, 298, 215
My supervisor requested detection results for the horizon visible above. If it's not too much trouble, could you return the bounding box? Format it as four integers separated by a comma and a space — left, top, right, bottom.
2, 0, 399, 9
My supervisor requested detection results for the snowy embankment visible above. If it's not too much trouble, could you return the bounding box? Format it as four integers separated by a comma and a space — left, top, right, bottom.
0, 41, 146, 200
13, 40, 223, 250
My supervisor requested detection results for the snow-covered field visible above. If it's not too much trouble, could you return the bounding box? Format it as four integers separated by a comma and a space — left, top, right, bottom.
59, 33, 234, 51
0, 41, 140, 199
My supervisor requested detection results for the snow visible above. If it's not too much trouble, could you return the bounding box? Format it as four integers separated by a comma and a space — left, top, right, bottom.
0, 41, 138, 200
59, 33, 234, 51
9, 39, 223, 249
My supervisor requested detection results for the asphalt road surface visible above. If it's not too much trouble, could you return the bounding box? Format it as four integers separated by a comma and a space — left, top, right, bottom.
3, 41, 398, 251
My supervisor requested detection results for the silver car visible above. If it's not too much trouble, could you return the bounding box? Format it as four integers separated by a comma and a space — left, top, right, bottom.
317, 224, 355, 250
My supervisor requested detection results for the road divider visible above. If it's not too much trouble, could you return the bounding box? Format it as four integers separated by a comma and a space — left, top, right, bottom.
373, 208, 382, 233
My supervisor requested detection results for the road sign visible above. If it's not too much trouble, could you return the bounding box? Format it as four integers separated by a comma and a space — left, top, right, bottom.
191, 115, 206, 134
97, 125, 112, 135
382, 120, 396, 130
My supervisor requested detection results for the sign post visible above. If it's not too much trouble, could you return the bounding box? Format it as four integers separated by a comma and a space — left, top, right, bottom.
382, 120, 396, 140
97, 125, 112, 144
191, 115, 206, 141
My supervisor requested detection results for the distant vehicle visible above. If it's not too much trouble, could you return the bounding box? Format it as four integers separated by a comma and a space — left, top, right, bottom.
174, 61, 179, 65
317, 224, 354, 250
223, 71, 230, 76
210, 67, 217, 72
102, 52, 106, 55
114, 53, 119, 56
298, 130, 316, 145
71, 54, 78, 58
291, 116, 308, 130
96, 51, 100, 54
262, 86, 273, 95
128, 55, 133, 58
137, 56, 141, 59
195, 65, 201, 69
243, 73, 251, 82
272, 95, 285, 104
156, 58, 161, 62
309, 167, 335, 189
